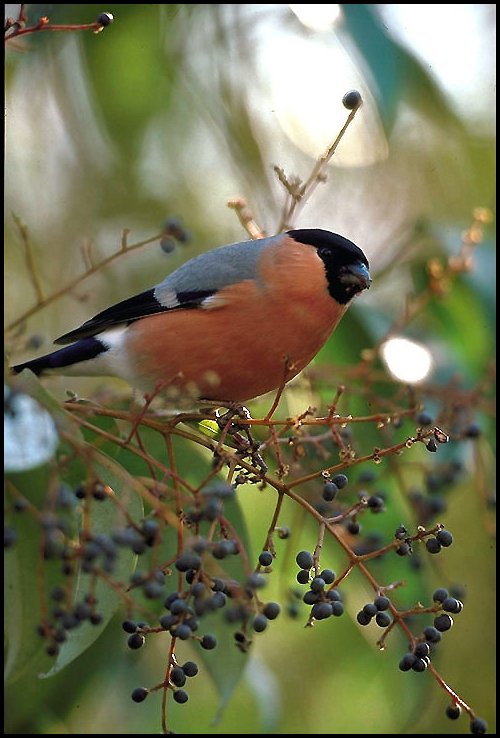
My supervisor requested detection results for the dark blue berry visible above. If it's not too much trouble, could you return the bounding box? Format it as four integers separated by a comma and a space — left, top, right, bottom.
127, 633, 145, 649
295, 550, 314, 570
173, 689, 189, 704
375, 611, 391, 627
470, 718, 488, 734
253, 614, 268, 632
323, 482, 339, 501
442, 597, 463, 614
97, 12, 114, 26
258, 551, 273, 567
417, 411, 433, 426
320, 569, 335, 584
414, 642, 430, 658
131, 687, 148, 702
181, 661, 198, 677
170, 667, 186, 687
396, 542, 411, 556
342, 90, 362, 110
296, 569, 310, 585
434, 614, 453, 632
433, 587, 449, 603
332, 473, 349, 489
423, 626, 442, 643
311, 602, 333, 620
374, 595, 390, 611
426, 538, 442, 554
263, 602, 281, 620
436, 529, 453, 547
201, 634, 217, 649
399, 653, 417, 671
446, 704, 461, 720
356, 610, 372, 626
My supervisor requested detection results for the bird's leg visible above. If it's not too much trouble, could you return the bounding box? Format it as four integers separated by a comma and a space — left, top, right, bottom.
215, 405, 268, 476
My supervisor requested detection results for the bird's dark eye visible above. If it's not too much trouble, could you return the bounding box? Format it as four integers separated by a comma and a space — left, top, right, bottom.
319, 247, 332, 259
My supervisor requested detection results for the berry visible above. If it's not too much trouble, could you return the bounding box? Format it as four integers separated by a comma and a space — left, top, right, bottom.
320, 569, 335, 584
412, 658, 428, 672
356, 610, 372, 626
92, 483, 107, 500
159, 614, 177, 630
362, 603, 378, 618
470, 717, 488, 734
331, 601, 344, 617
181, 661, 199, 677
170, 667, 186, 687
311, 602, 333, 620
131, 687, 149, 703
332, 473, 349, 489
347, 520, 360, 535
399, 653, 417, 671
326, 589, 342, 602
394, 525, 408, 539
432, 588, 449, 603
127, 633, 145, 650
322, 482, 339, 501
4, 526, 17, 548
295, 550, 314, 570
169, 598, 188, 615
367, 495, 385, 512
436, 529, 453, 547
172, 624, 192, 640
175, 552, 202, 572
310, 577, 326, 593
446, 704, 461, 720
434, 614, 453, 632
465, 423, 481, 438
442, 597, 463, 614
375, 611, 391, 628
173, 689, 189, 704
246, 573, 266, 590
296, 569, 310, 585
97, 12, 114, 26
160, 237, 176, 254
426, 439, 438, 453
417, 411, 433, 426
414, 642, 430, 658
200, 634, 217, 650
396, 542, 411, 556
303, 590, 320, 605
210, 592, 227, 609
426, 538, 442, 554
263, 602, 281, 620
342, 89, 362, 110
374, 595, 390, 611
253, 614, 268, 632
423, 626, 442, 643
258, 551, 273, 567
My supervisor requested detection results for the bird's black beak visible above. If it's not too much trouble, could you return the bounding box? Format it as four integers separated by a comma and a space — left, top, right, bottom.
339, 261, 371, 296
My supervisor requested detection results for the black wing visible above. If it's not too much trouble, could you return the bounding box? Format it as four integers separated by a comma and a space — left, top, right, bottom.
54, 288, 215, 345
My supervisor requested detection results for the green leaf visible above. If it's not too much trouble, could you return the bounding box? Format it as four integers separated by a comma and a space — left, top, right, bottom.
4, 465, 60, 684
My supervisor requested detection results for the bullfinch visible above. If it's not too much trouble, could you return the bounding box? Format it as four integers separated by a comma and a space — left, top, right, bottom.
11, 229, 371, 406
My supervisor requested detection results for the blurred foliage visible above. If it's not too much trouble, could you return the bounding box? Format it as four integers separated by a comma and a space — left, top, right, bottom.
4, 3, 495, 735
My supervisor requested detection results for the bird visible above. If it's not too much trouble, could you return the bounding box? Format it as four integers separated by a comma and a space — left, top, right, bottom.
11, 229, 371, 407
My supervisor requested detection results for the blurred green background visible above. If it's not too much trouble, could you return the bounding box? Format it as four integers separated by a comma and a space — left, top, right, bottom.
5, 4, 495, 735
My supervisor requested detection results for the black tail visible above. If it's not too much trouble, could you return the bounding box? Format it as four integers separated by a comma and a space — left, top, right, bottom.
11, 337, 105, 376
